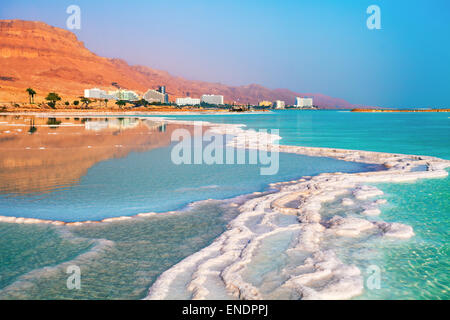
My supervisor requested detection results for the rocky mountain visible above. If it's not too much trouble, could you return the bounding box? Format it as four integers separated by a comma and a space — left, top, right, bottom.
0, 19, 354, 108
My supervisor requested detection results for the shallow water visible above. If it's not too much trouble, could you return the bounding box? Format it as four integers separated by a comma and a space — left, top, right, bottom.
0, 111, 448, 299
316, 173, 450, 300
0, 200, 240, 299
361, 174, 450, 299
157, 110, 450, 159
148, 110, 449, 300
0, 115, 372, 222
0, 114, 374, 299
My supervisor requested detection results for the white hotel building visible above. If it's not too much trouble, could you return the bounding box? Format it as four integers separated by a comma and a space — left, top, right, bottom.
84, 88, 113, 100
273, 100, 285, 109
176, 97, 201, 106
295, 97, 314, 108
84, 88, 139, 101
114, 90, 139, 101
201, 94, 224, 105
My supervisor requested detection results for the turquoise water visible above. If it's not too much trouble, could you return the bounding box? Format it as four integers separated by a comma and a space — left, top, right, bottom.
158, 110, 449, 300
0, 143, 371, 222
316, 172, 450, 300
159, 110, 450, 159
364, 173, 450, 299
0, 114, 374, 299
0, 200, 240, 299
0, 111, 448, 299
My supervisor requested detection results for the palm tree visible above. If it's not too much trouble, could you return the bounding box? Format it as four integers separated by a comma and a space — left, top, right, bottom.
26, 88, 36, 104
104, 99, 109, 108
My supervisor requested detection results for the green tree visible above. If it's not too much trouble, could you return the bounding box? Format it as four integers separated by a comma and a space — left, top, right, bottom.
73, 100, 79, 106
64, 101, 70, 106
104, 99, 109, 108
115, 100, 127, 109
26, 88, 36, 104
132, 99, 149, 108
80, 97, 92, 109
45, 92, 61, 109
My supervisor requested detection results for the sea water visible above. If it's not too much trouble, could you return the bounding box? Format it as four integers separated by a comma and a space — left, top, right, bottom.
0, 111, 448, 299
0, 114, 372, 299
0, 115, 372, 222
157, 110, 449, 300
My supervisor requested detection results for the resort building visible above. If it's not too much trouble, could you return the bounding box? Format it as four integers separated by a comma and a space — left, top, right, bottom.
259, 101, 272, 107
201, 94, 224, 105
84, 88, 115, 100
295, 97, 314, 108
105, 90, 140, 101
118, 90, 140, 101
143, 88, 169, 104
108, 91, 119, 98
175, 97, 201, 106
273, 100, 285, 109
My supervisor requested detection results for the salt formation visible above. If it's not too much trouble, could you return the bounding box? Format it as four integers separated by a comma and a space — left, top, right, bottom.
146, 120, 450, 300
341, 198, 354, 206
0, 117, 447, 300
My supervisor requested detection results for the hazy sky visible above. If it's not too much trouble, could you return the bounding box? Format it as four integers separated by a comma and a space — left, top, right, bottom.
1, 0, 449, 107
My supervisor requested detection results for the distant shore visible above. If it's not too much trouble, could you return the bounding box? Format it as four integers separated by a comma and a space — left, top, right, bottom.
0, 105, 267, 115
352, 108, 450, 113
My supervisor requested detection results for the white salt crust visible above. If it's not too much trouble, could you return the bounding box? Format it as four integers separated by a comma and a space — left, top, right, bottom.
145, 120, 450, 300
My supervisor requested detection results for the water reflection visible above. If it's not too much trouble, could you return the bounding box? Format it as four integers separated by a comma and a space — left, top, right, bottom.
0, 115, 186, 195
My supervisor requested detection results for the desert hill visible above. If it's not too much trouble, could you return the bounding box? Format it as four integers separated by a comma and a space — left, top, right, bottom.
0, 20, 354, 108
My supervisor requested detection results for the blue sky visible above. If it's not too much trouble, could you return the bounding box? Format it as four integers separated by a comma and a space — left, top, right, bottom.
1, 0, 449, 107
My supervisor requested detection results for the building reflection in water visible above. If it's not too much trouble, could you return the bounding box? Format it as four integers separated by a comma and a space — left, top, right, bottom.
0, 115, 192, 195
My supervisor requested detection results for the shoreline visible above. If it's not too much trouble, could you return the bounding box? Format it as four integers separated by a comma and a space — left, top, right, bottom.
1, 115, 449, 300
0, 106, 271, 115
0, 111, 269, 118
352, 108, 450, 113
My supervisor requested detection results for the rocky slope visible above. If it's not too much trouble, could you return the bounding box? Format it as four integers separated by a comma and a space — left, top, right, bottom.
0, 19, 354, 108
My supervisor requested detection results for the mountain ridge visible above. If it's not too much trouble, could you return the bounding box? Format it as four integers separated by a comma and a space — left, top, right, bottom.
0, 19, 354, 108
